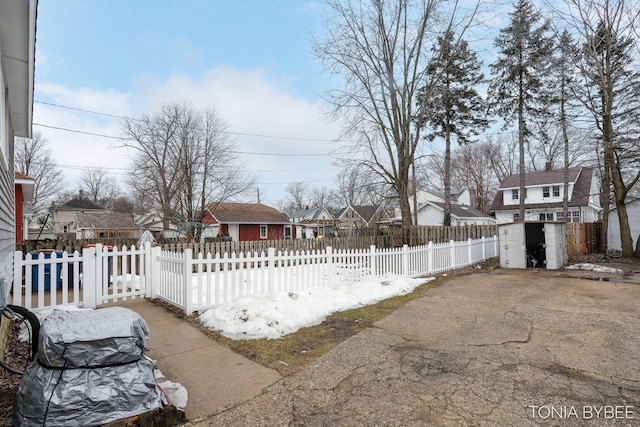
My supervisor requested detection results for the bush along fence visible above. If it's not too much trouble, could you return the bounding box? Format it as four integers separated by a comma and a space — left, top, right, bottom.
13, 236, 499, 314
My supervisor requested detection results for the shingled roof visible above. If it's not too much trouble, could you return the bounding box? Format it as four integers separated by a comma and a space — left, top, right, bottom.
76, 212, 138, 230
428, 202, 493, 219
205, 202, 290, 224
57, 192, 106, 211
490, 167, 594, 212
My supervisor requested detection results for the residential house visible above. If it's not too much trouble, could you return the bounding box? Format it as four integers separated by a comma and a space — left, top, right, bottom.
0, 0, 37, 303
15, 172, 34, 243
202, 202, 292, 241
489, 167, 601, 224
607, 198, 640, 251
52, 190, 107, 237
336, 205, 390, 236
75, 212, 139, 239
391, 188, 492, 226
135, 209, 185, 240
289, 206, 335, 239
413, 201, 494, 226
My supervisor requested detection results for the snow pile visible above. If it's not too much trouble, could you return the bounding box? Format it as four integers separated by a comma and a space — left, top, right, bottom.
565, 263, 624, 274
199, 276, 433, 340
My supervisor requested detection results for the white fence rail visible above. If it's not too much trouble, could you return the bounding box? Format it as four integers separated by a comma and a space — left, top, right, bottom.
13, 237, 498, 314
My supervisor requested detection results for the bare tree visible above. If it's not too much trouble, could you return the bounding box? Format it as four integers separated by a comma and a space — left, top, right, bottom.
14, 132, 65, 213
451, 142, 500, 212
80, 167, 120, 208
313, 0, 478, 242
558, 0, 640, 256
122, 102, 254, 241
282, 182, 309, 215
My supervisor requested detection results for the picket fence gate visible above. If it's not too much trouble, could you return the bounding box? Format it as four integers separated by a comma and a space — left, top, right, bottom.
13, 237, 498, 314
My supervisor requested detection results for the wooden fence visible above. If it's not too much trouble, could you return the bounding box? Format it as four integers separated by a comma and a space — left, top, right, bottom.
566, 222, 601, 255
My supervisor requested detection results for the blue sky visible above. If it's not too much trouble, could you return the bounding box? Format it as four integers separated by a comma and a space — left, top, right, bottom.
33, 0, 339, 207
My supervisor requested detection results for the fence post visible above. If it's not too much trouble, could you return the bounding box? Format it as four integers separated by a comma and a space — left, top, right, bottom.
369, 245, 377, 277
494, 235, 498, 257
402, 244, 409, 277
427, 241, 433, 273
468, 238, 473, 264
83, 246, 97, 309
184, 249, 193, 315
13, 251, 23, 307
268, 247, 276, 293
481, 236, 486, 260
326, 246, 333, 286
144, 242, 153, 299
450, 240, 456, 269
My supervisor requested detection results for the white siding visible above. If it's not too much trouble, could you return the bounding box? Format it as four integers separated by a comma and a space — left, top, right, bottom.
544, 223, 567, 270
607, 200, 640, 251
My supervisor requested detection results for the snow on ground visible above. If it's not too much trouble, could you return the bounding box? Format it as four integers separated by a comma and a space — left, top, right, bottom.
564, 263, 624, 274
155, 369, 188, 410
198, 276, 434, 340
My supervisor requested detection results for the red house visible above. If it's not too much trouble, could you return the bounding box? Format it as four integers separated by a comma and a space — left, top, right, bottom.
202, 202, 293, 241
15, 172, 34, 244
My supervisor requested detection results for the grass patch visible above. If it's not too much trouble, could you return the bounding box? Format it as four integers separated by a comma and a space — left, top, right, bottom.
178, 259, 498, 376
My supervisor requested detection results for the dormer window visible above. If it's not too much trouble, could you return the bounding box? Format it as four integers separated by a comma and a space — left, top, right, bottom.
543, 186, 550, 198
552, 186, 560, 197
511, 189, 519, 200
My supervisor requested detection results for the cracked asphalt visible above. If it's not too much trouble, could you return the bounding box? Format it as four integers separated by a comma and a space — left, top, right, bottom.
185, 266, 640, 426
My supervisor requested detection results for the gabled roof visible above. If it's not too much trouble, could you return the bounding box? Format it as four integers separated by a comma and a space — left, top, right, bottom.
205, 202, 290, 224
490, 167, 595, 212
76, 212, 137, 230
498, 167, 582, 189
427, 202, 493, 219
337, 205, 383, 223
290, 206, 334, 221
57, 196, 106, 211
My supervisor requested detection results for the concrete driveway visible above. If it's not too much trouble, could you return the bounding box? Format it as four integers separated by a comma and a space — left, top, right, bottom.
186, 266, 640, 426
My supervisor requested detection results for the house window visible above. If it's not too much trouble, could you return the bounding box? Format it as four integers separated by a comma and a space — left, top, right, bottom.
553, 186, 560, 197
569, 211, 580, 223
511, 189, 519, 200
284, 226, 291, 239
260, 225, 268, 239
538, 213, 553, 221
543, 186, 550, 198
556, 212, 564, 222
513, 213, 520, 221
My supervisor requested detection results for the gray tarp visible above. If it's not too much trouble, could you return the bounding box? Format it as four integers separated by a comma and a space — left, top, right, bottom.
37, 307, 148, 368
14, 356, 164, 427
14, 307, 164, 426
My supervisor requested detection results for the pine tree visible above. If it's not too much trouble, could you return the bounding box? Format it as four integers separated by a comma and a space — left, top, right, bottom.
488, 0, 554, 222
417, 29, 488, 226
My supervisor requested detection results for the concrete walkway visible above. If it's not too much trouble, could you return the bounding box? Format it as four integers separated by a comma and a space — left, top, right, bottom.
108, 299, 281, 421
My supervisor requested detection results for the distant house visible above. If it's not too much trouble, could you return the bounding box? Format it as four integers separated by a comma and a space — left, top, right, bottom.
15, 172, 34, 243
413, 201, 494, 226
75, 212, 139, 239
607, 198, 640, 251
202, 202, 292, 241
134, 209, 186, 240
391, 188, 491, 226
0, 0, 37, 302
52, 190, 107, 237
336, 205, 390, 235
289, 206, 336, 239
489, 167, 601, 224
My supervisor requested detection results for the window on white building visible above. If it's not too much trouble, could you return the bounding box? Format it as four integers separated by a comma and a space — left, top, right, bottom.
553, 186, 560, 197
512, 189, 518, 200
543, 186, 550, 198
513, 213, 520, 221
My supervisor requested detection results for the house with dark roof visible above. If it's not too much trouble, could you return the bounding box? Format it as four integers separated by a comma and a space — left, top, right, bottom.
202, 202, 292, 241
75, 212, 139, 239
336, 205, 390, 235
289, 206, 336, 238
489, 167, 601, 224
53, 190, 107, 236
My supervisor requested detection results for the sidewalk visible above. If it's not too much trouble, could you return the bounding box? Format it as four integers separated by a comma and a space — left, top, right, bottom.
108, 299, 282, 421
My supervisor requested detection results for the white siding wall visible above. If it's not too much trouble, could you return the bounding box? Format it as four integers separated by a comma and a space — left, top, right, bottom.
0, 63, 14, 305
499, 223, 527, 269
607, 200, 640, 251
544, 223, 567, 270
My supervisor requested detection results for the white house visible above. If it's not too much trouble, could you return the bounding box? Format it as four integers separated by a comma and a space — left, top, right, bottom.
289, 206, 335, 239
607, 198, 640, 251
489, 167, 601, 224
0, 0, 37, 305
393, 188, 493, 226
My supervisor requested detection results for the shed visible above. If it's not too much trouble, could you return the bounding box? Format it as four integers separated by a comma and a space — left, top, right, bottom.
499, 222, 567, 270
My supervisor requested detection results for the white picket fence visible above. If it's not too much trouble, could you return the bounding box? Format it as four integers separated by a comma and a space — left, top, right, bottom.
13, 237, 498, 314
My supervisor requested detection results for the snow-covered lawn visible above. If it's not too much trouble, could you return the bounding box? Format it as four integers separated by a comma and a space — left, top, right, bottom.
564, 263, 624, 274
198, 276, 434, 340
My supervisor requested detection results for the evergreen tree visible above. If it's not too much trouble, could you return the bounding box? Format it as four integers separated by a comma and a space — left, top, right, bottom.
488, 0, 554, 221
417, 29, 488, 226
